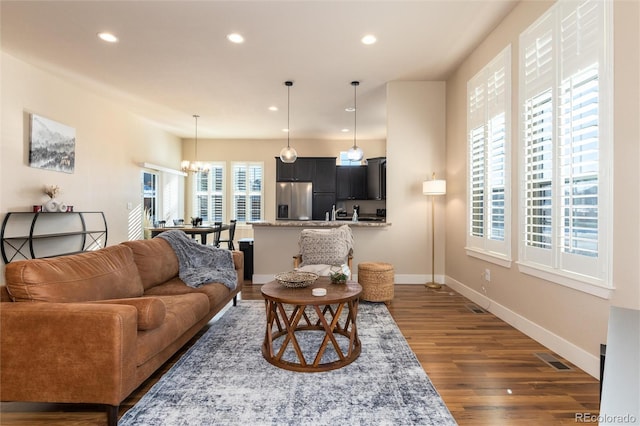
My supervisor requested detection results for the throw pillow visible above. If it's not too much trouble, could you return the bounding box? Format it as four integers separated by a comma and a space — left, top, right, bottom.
298, 225, 353, 267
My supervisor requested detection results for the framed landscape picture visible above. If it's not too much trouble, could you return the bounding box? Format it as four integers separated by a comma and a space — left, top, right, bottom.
29, 113, 76, 173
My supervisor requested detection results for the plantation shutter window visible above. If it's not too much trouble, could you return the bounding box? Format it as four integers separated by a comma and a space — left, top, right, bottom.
193, 163, 225, 223
232, 162, 264, 223
518, 0, 611, 297
466, 45, 511, 265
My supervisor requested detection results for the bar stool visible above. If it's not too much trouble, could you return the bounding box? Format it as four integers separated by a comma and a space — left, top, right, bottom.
358, 262, 394, 304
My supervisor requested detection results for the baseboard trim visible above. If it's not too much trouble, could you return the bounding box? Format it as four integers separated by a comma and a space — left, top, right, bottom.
445, 275, 600, 379
252, 274, 272, 284
394, 274, 446, 285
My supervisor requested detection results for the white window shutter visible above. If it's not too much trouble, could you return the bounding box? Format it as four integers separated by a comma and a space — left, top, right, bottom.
466, 46, 511, 260
518, 0, 611, 293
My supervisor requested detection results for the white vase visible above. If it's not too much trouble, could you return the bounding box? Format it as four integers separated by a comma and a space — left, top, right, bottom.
44, 199, 59, 212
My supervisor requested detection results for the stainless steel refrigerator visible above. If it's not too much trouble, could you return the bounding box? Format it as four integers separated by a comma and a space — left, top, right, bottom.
276, 182, 313, 220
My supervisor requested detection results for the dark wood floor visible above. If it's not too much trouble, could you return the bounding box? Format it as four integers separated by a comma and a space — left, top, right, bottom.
0, 283, 600, 425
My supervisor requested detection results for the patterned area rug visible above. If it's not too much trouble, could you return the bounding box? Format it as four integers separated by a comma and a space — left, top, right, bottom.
120, 300, 456, 426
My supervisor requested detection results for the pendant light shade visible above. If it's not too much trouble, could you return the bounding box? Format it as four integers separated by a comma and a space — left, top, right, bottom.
181, 114, 210, 173
280, 81, 297, 163
347, 145, 364, 162
347, 80, 364, 162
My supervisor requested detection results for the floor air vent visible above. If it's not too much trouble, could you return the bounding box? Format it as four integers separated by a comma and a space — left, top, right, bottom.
465, 304, 487, 314
534, 352, 572, 371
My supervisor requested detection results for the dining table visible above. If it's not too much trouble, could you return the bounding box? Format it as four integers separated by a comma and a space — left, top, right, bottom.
147, 223, 229, 245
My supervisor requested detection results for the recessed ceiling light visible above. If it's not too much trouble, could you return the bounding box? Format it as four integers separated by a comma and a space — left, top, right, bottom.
345, 107, 356, 112
268, 106, 278, 112
227, 33, 244, 44
341, 128, 350, 133
97, 32, 118, 43
361, 34, 377, 45
282, 128, 289, 133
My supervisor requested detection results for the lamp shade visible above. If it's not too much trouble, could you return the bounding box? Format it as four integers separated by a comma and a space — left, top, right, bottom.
423, 179, 446, 195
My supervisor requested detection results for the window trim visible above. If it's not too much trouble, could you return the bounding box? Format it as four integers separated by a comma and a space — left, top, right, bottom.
465, 45, 512, 265
230, 161, 264, 223
517, 0, 613, 298
192, 162, 226, 223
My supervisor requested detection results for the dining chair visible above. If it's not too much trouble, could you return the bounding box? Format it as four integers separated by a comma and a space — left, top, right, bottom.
211, 221, 223, 247
218, 219, 237, 250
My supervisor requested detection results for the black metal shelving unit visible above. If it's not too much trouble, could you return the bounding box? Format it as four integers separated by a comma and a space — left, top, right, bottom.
1, 211, 107, 263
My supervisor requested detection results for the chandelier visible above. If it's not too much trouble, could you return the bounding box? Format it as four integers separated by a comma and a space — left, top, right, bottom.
181, 114, 210, 173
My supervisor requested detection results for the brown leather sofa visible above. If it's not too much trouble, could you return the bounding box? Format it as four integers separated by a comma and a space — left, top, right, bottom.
0, 237, 243, 426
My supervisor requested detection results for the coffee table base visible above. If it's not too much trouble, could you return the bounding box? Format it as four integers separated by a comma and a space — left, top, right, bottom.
262, 299, 361, 372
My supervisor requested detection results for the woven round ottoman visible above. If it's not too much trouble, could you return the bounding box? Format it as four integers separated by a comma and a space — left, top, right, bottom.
358, 262, 394, 304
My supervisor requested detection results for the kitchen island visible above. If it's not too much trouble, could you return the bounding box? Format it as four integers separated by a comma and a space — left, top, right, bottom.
250, 220, 391, 283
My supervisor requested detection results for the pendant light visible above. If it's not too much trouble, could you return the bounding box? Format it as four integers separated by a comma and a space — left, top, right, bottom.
347, 80, 364, 162
279, 81, 298, 163
181, 114, 210, 174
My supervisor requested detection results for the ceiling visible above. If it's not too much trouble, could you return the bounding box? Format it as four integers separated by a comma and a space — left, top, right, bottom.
1, 1, 518, 140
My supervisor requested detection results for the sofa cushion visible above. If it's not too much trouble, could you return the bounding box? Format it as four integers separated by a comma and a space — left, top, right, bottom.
122, 238, 179, 290
144, 277, 231, 312
299, 225, 353, 267
95, 297, 166, 331
135, 293, 210, 366
5, 245, 144, 302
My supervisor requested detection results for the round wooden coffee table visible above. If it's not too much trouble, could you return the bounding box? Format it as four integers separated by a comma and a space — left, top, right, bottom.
261, 276, 362, 372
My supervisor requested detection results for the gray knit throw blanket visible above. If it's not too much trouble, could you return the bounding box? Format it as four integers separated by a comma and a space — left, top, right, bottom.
156, 230, 237, 290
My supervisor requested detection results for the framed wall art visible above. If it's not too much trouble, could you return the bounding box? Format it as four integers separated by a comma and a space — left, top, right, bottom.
29, 113, 76, 173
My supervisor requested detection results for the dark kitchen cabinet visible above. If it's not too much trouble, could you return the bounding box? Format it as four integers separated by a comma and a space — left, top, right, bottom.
312, 192, 336, 221
312, 158, 336, 220
367, 157, 386, 200
313, 158, 336, 192
275, 158, 314, 181
336, 166, 367, 200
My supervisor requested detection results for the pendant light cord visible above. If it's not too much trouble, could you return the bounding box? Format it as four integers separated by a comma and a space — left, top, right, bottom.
352, 81, 359, 150
193, 114, 199, 160
287, 84, 291, 148
285, 81, 293, 149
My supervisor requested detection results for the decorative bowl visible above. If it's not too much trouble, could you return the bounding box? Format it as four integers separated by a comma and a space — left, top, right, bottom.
275, 271, 319, 288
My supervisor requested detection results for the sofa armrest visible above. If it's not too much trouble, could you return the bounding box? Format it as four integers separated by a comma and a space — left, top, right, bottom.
0, 301, 139, 406
231, 250, 244, 272
91, 297, 166, 330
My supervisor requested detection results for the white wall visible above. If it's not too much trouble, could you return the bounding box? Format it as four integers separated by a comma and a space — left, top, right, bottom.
444, 0, 640, 378
387, 81, 447, 278
0, 52, 182, 283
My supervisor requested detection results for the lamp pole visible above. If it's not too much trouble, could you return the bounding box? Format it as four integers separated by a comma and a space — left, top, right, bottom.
427, 192, 439, 289
423, 173, 446, 290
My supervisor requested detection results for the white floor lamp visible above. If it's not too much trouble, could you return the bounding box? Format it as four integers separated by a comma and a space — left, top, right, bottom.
423, 173, 446, 289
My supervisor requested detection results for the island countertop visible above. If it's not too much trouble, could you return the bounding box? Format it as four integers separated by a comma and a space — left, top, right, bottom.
249, 220, 390, 228
250, 220, 392, 283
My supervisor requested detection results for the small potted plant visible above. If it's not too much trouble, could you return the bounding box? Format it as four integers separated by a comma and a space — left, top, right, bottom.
330, 269, 348, 284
